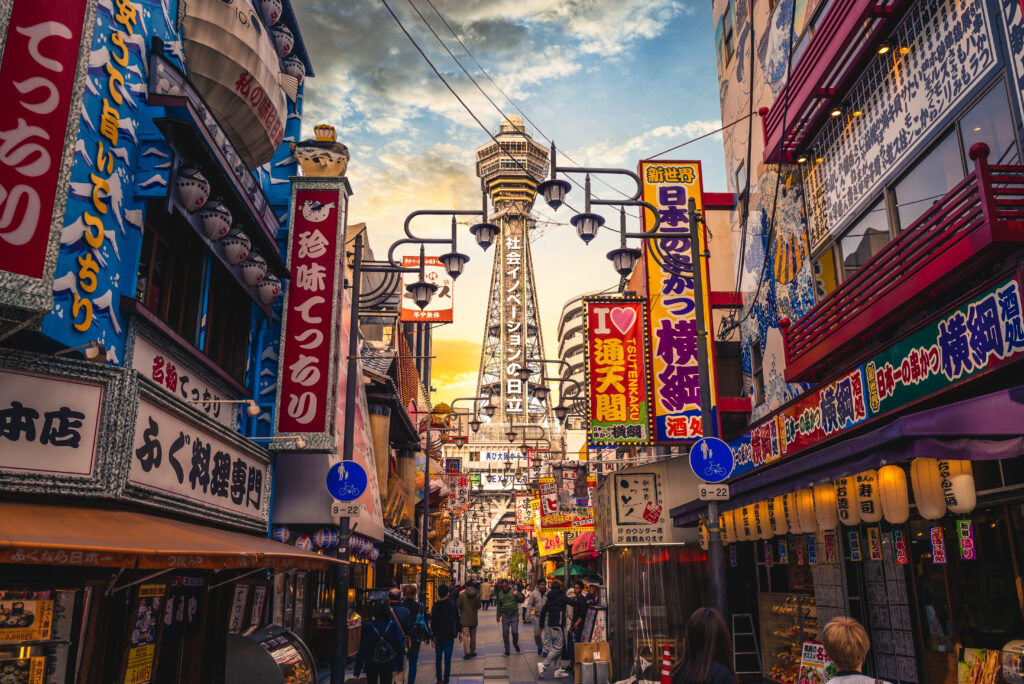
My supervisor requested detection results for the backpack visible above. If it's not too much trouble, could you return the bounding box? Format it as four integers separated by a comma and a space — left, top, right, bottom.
368, 622, 397, 665
413, 612, 432, 642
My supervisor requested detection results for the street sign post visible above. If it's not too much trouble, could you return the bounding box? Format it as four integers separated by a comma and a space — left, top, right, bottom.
445, 539, 466, 561
326, 461, 368, 502
689, 437, 735, 484
698, 483, 730, 500
331, 500, 365, 518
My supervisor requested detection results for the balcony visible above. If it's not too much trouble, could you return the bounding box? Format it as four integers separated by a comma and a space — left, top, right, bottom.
781, 144, 1024, 382
761, 0, 904, 163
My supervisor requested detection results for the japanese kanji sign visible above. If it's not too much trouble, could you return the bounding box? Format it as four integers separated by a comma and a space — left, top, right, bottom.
400, 256, 454, 323
539, 474, 595, 531
515, 493, 532, 532
612, 471, 665, 544
277, 185, 345, 437
729, 275, 1024, 478
584, 297, 653, 446
448, 473, 470, 514
639, 161, 717, 443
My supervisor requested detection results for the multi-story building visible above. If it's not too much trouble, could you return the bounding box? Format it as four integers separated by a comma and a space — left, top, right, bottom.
671, 1, 1024, 683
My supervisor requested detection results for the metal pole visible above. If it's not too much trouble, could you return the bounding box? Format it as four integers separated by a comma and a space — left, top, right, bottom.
420, 423, 431, 602
688, 197, 727, 619
332, 232, 363, 684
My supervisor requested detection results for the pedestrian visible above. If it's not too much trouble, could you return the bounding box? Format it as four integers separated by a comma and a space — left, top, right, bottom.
495, 577, 525, 655
570, 582, 597, 643
672, 607, 735, 684
480, 579, 493, 610
457, 580, 481, 659
522, 584, 532, 623
401, 584, 424, 684
524, 579, 548, 655
430, 584, 462, 684
820, 616, 889, 684
387, 588, 412, 684
537, 579, 571, 679
354, 601, 406, 684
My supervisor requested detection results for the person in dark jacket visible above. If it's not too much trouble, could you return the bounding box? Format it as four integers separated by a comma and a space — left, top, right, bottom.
672, 607, 735, 684
430, 584, 462, 684
354, 601, 405, 684
537, 579, 570, 678
401, 585, 424, 684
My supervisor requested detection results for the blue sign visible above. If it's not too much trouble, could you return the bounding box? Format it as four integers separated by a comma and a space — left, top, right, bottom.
326, 461, 368, 502
689, 437, 734, 483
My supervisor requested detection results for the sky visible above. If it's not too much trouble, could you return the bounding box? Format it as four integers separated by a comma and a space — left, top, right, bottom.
291, 0, 728, 405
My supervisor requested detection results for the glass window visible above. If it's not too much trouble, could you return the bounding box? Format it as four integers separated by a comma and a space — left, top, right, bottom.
893, 131, 965, 230
839, 199, 890, 280
813, 246, 838, 299
961, 82, 1020, 166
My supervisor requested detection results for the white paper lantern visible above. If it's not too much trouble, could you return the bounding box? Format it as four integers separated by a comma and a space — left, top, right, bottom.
855, 469, 883, 523
813, 483, 839, 531
939, 459, 976, 515
795, 488, 817, 534
834, 477, 861, 526
911, 457, 947, 520
719, 513, 733, 545
739, 505, 755, 541
754, 500, 772, 539
878, 465, 910, 524
769, 495, 788, 536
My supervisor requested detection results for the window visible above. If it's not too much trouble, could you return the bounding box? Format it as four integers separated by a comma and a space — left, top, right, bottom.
838, 199, 890, 280
750, 340, 765, 406
893, 131, 965, 231
716, 0, 735, 68
961, 81, 1020, 166
203, 259, 253, 381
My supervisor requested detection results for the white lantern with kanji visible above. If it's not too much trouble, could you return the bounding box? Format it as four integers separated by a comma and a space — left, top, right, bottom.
939, 460, 976, 515
739, 505, 755, 541
814, 483, 839, 531
855, 469, 883, 523
719, 513, 734, 545
795, 488, 816, 534
878, 465, 910, 524
911, 457, 947, 520
755, 500, 772, 540
768, 495, 788, 536
783, 492, 798, 534
835, 476, 861, 526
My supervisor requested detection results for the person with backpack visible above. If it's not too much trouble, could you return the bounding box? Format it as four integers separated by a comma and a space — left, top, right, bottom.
672, 607, 735, 684
537, 579, 570, 679
456, 580, 481, 659
430, 584, 461, 684
494, 578, 525, 656
401, 584, 427, 684
354, 601, 406, 684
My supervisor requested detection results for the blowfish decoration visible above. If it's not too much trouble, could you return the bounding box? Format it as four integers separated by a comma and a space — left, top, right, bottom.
300, 200, 337, 223
290, 123, 350, 178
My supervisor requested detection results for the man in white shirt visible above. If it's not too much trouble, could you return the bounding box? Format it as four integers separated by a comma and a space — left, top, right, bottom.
523, 578, 548, 655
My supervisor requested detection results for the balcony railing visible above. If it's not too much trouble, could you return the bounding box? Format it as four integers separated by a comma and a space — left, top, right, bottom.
781, 143, 1024, 382
762, 0, 903, 163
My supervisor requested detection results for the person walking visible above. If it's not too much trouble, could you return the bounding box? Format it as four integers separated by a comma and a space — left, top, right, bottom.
522, 584, 532, 623
354, 601, 406, 684
401, 585, 424, 684
495, 578, 525, 656
456, 580, 481, 659
820, 616, 890, 684
524, 579, 548, 655
672, 607, 735, 684
429, 584, 461, 684
479, 579, 493, 610
537, 579, 570, 679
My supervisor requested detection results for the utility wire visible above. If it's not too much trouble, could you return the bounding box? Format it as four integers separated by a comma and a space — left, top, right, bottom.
647, 113, 755, 160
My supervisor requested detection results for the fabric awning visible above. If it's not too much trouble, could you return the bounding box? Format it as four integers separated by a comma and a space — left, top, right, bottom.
571, 531, 596, 559
671, 384, 1024, 525
0, 503, 342, 570
390, 552, 424, 565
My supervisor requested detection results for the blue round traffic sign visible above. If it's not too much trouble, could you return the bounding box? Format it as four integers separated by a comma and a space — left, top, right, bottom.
689, 437, 735, 483
326, 461, 368, 502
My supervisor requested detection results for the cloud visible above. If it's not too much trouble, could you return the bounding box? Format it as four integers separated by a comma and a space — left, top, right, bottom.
570, 120, 723, 166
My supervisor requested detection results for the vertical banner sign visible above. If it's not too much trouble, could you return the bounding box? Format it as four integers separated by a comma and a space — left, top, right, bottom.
729, 545, 738, 567
957, 520, 976, 560
0, 1, 90, 285
277, 185, 344, 437
892, 528, 909, 565
584, 297, 653, 446
824, 532, 837, 564
400, 256, 454, 323
795, 537, 805, 565
807, 535, 818, 565
848, 530, 862, 562
124, 584, 165, 684
866, 527, 883, 561
539, 477, 559, 518
764, 540, 774, 567
778, 539, 789, 564
515, 494, 533, 532
451, 473, 470, 515
930, 526, 947, 564
639, 160, 717, 442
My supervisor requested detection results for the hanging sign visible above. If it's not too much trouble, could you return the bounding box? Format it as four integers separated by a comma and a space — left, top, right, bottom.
778, 539, 789, 564
930, 525, 947, 564
326, 461, 368, 502
893, 528, 910, 565
823, 531, 838, 564
539, 477, 559, 517
448, 473, 470, 514
584, 297, 653, 446
400, 256, 454, 323
848, 530, 862, 562
764, 540, 774, 567
0, 599, 53, 642
444, 457, 462, 474
957, 519, 976, 560
729, 546, 738, 567
795, 537, 805, 565
445, 539, 466, 561
835, 477, 857, 525
689, 437, 735, 483
807, 535, 818, 565
866, 527, 883, 561
515, 494, 533, 532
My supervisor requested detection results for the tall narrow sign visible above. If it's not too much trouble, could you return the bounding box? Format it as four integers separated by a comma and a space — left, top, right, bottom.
639, 161, 717, 443
584, 297, 653, 446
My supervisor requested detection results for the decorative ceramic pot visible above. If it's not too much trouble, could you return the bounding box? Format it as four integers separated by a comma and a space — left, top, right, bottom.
282, 54, 306, 84
257, 273, 281, 304
258, 0, 282, 25
174, 165, 210, 212
199, 198, 232, 240
270, 24, 293, 58
241, 253, 268, 286
222, 229, 251, 265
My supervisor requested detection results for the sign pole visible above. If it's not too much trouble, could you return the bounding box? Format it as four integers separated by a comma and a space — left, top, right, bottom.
420, 423, 431, 602
688, 197, 727, 619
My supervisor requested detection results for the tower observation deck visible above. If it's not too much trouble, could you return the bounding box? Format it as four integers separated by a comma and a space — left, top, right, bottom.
472, 116, 556, 448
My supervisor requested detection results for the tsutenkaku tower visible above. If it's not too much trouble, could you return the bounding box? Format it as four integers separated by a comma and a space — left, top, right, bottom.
473, 116, 555, 440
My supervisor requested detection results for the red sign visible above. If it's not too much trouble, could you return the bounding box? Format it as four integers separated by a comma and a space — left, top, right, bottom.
585, 298, 653, 445
642, 502, 662, 524
930, 525, 947, 564
278, 188, 341, 434
0, 2, 88, 278
893, 528, 909, 565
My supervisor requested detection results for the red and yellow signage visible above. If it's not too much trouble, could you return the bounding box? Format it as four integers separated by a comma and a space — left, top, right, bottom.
585, 297, 653, 446
639, 160, 717, 443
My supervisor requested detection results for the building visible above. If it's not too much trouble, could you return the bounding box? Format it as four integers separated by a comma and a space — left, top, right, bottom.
670, 2, 1024, 684
557, 290, 600, 431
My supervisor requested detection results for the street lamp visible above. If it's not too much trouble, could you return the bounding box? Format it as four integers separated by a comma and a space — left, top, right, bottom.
532, 384, 550, 403
516, 366, 532, 382
469, 418, 482, 433
468, 190, 500, 250
607, 208, 642, 277
506, 429, 517, 443
554, 404, 568, 422
439, 216, 470, 280
453, 435, 468, 448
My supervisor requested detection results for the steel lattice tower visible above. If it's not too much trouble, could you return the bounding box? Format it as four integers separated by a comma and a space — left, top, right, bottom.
472, 116, 555, 442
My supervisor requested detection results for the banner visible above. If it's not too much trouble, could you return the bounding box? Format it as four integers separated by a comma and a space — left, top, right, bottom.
538, 530, 565, 557
447, 473, 470, 515
584, 297, 653, 446
515, 494, 533, 532
639, 160, 717, 443
539, 475, 595, 531
401, 256, 454, 322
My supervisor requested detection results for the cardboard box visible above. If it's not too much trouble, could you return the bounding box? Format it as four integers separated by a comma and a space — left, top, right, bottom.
575, 642, 612, 683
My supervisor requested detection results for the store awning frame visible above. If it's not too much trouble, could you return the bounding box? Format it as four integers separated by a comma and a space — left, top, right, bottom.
0, 503, 342, 571
671, 385, 1024, 525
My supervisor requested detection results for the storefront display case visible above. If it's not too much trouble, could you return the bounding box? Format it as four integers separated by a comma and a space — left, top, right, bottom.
759, 593, 818, 684
0, 588, 89, 684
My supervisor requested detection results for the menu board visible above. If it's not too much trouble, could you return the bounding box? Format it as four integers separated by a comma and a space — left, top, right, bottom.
0, 600, 53, 643
0, 657, 45, 684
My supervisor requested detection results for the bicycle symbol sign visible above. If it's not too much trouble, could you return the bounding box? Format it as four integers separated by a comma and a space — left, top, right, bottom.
689, 437, 734, 484
326, 461, 368, 502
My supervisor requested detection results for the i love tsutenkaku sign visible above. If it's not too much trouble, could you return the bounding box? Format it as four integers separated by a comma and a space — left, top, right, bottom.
585, 297, 653, 446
